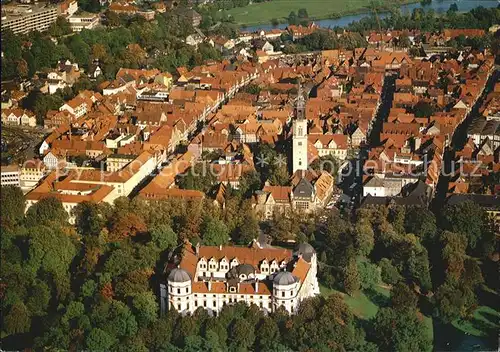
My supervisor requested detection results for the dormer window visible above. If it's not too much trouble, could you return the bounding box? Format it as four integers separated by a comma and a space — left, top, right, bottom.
229, 287, 236, 293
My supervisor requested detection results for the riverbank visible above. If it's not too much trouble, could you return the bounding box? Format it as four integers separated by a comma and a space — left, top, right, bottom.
228, 0, 417, 27
234, 0, 499, 31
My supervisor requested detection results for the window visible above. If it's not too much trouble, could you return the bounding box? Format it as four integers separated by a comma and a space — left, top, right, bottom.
298, 141, 302, 146
186, 287, 189, 293
203, 301, 207, 307
213, 301, 216, 307
187, 303, 190, 310
282, 292, 285, 297
177, 304, 181, 310
177, 288, 180, 294
195, 301, 198, 307
230, 287, 236, 293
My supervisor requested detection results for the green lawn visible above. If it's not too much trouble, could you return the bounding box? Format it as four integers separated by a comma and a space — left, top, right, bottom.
227, 0, 411, 26
319, 283, 390, 319
320, 283, 433, 341
452, 306, 500, 337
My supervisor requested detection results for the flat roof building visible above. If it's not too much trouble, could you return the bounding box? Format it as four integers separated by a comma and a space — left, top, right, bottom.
1, 3, 59, 34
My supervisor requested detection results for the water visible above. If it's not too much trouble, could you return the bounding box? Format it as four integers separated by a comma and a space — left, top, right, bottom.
243, 0, 499, 32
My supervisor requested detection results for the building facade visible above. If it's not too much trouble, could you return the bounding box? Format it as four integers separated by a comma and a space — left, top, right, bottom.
1, 165, 20, 186
161, 241, 320, 315
1, 3, 59, 34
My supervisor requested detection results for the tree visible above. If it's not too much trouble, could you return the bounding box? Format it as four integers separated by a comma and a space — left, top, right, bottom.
243, 84, 261, 95
26, 225, 77, 297
229, 318, 255, 350
372, 307, 432, 352
309, 154, 339, 176
413, 101, 435, 118
353, 219, 375, 256
255, 317, 280, 351
268, 163, 289, 186
343, 257, 360, 295
91, 43, 109, 62
234, 210, 260, 245
1, 186, 25, 228
288, 11, 298, 25
201, 217, 229, 246
67, 35, 91, 66
73, 201, 106, 236
48, 16, 72, 37
178, 163, 216, 193
4, 302, 31, 335
390, 282, 417, 311
379, 258, 402, 285
404, 206, 436, 242
434, 281, 476, 323
86, 328, 117, 351
442, 201, 487, 250
25, 197, 68, 227
26, 280, 51, 317
357, 258, 381, 290
298, 8, 309, 19
108, 212, 147, 242
132, 292, 159, 327
238, 171, 261, 198
447, 3, 459, 15
150, 224, 177, 251
17, 59, 29, 78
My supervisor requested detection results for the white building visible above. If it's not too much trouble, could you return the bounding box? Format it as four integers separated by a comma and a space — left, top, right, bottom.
67, 12, 100, 32
20, 160, 46, 193
1, 165, 20, 186
292, 87, 308, 174
1, 3, 59, 35
161, 241, 320, 315
363, 174, 419, 198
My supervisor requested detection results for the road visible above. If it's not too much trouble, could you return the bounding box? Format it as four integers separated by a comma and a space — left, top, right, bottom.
1, 126, 47, 165
337, 73, 397, 210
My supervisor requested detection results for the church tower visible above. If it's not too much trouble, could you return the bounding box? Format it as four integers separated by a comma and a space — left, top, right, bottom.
292, 85, 308, 174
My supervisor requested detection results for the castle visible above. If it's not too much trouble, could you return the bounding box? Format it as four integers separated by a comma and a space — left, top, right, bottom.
160, 239, 320, 315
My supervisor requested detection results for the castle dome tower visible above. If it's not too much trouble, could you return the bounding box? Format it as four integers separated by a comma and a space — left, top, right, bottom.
292, 84, 308, 174
165, 268, 192, 314
273, 271, 299, 313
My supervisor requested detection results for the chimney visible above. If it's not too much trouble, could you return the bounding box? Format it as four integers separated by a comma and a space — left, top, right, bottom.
255, 279, 259, 293
207, 280, 212, 291
195, 242, 200, 256
219, 244, 222, 251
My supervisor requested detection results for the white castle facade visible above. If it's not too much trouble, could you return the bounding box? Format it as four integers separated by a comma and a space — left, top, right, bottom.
160, 239, 320, 315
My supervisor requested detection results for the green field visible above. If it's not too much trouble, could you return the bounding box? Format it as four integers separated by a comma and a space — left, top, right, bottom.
227, 0, 411, 26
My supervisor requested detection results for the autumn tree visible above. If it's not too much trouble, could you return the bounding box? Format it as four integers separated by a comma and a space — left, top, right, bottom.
108, 212, 147, 242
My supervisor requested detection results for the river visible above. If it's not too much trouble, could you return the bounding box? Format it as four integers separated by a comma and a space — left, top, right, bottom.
243, 0, 499, 32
